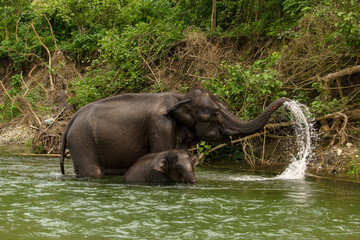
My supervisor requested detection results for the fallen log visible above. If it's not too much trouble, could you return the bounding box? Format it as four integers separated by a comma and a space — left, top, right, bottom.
322, 65, 360, 84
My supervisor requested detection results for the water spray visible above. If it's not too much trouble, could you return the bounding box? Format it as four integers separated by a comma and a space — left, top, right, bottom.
275, 100, 315, 180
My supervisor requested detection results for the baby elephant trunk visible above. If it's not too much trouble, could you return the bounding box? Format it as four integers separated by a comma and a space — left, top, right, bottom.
181, 170, 197, 184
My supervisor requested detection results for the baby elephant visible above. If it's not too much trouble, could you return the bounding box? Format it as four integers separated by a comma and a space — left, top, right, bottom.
124, 149, 199, 184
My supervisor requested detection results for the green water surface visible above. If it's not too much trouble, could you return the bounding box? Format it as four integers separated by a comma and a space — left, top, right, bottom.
0, 146, 359, 239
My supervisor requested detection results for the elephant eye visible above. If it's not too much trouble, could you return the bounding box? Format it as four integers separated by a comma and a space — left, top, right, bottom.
209, 110, 220, 121
175, 165, 182, 171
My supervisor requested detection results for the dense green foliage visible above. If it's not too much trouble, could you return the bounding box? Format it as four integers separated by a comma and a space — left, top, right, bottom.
1, 0, 359, 118
204, 52, 286, 119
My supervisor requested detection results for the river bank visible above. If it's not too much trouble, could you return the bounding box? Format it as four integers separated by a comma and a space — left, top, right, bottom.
1, 120, 359, 181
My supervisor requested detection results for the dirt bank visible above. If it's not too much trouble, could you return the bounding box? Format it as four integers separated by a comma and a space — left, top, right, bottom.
308, 144, 360, 179
0, 122, 34, 145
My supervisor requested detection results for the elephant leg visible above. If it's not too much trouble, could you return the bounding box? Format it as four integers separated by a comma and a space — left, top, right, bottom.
68, 141, 103, 178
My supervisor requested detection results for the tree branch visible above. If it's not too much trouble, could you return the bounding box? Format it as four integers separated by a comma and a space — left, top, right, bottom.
0, 79, 25, 114
30, 22, 54, 91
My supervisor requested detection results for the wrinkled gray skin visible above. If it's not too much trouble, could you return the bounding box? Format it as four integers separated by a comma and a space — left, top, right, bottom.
124, 150, 199, 184
60, 88, 290, 177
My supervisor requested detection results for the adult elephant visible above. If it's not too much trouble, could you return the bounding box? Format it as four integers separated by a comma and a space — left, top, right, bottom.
60, 89, 290, 177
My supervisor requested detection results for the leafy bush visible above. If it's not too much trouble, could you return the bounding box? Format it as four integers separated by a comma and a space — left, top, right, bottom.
0, 88, 22, 123
306, 1, 360, 51
67, 69, 118, 109
347, 159, 360, 177
10, 74, 22, 90
203, 52, 286, 119
333, 10, 360, 49
96, 19, 183, 92
310, 97, 348, 115
61, 32, 102, 62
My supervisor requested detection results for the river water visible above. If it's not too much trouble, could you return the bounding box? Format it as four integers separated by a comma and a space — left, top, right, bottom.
0, 146, 359, 239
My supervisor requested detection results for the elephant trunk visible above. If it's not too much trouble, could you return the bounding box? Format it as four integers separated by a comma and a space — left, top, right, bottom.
181, 170, 197, 184
220, 98, 291, 137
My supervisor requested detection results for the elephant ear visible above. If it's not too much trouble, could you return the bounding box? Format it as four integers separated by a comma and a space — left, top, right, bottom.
153, 155, 172, 173
166, 99, 195, 129
153, 156, 169, 173
153, 151, 178, 173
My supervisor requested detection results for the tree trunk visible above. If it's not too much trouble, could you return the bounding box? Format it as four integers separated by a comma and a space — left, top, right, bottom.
3, 1, 8, 40
211, 0, 216, 32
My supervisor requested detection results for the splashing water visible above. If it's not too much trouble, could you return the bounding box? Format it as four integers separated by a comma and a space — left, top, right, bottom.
231, 100, 316, 182
274, 100, 315, 180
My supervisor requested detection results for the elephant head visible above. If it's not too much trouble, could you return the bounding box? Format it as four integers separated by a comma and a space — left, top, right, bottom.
167, 89, 290, 142
154, 150, 199, 184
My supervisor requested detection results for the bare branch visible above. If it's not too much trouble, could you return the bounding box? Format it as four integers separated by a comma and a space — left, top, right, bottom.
30, 22, 54, 91
0, 79, 25, 114
28, 65, 48, 92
